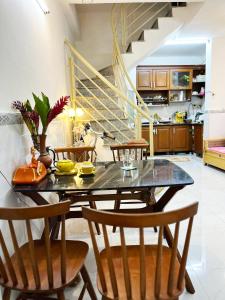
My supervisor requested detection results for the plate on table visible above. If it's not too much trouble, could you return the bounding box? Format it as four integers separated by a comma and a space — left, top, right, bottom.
78, 171, 95, 177
55, 168, 78, 176
121, 166, 137, 171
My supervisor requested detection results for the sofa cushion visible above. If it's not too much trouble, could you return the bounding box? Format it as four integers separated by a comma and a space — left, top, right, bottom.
208, 147, 225, 154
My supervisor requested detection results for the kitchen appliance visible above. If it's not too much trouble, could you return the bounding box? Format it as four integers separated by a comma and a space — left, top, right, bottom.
175, 112, 186, 123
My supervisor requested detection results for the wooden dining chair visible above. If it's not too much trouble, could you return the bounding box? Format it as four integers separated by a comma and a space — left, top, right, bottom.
110, 142, 150, 232
82, 202, 198, 300
110, 143, 149, 162
54, 146, 100, 235
54, 146, 97, 163
0, 201, 97, 300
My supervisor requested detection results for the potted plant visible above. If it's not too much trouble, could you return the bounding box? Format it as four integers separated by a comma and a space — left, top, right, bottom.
12, 93, 69, 167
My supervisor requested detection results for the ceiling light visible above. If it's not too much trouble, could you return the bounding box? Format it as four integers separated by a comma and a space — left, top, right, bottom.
35, 0, 50, 14
165, 38, 208, 45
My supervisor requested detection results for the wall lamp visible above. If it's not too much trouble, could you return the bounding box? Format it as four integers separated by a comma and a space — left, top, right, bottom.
35, 0, 50, 14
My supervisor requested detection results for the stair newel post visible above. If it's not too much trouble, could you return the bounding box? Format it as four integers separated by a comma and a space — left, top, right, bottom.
69, 56, 76, 111
121, 4, 127, 52
149, 122, 154, 156
69, 56, 76, 146
135, 112, 142, 140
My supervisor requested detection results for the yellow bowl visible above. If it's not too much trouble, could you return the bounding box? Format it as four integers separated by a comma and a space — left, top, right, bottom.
78, 162, 95, 174
55, 160, 76, 172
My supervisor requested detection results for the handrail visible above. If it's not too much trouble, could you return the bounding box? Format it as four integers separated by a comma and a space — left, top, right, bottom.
127, 3, 169, 40
75, 63, 135, 123
65, 40, 150, 120
111, 3, 172, 156
111, 4, 154, 154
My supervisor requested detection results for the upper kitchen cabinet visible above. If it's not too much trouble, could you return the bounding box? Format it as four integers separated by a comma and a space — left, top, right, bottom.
153, 69, 170, 90
136, 68, 153, 90
136, 67, 169, 90
170, 68, 193, 90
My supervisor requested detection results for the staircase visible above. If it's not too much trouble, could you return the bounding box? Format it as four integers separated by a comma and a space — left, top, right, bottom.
122, 2, 202, 69
76, 66, 135, 144
66, 2, 201, 149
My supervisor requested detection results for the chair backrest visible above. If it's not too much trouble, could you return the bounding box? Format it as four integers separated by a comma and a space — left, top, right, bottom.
0, 201, 70, 290
82, 202, 198, 299
54, 146, 96, 162
110, 143, 149, 162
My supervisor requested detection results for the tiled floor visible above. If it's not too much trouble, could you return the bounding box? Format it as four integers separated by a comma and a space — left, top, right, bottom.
63, 155, 225, 300
9, 155, 225, 299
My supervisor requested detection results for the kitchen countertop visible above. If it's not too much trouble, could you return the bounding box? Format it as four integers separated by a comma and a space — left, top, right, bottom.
142, 122, 203, 127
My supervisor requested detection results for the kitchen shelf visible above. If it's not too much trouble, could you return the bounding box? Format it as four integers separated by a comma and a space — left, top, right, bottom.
169, 100, 191, 103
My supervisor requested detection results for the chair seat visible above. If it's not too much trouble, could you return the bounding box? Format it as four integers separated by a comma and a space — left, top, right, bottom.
98, 245, 182, 300
2, 240, 88, 292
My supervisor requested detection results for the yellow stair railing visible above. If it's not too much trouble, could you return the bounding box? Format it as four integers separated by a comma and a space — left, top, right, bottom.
65, 40, 151, 148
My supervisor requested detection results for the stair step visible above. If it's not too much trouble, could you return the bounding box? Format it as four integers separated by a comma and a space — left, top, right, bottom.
86, 109, 125, 121
76, 96, 120, 110
99, 65, 114, 76
90, 119, 131, 133
138, 31, 145, 41
77, 75, 115, 89
172, 2, 187, 7
126, 43, 132, 53
151, 19, 159, 29
76, 87, 115, 98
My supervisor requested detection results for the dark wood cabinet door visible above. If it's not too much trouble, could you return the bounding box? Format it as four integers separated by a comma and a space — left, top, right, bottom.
193, 124, 203, 155
153, 70, 170, 90
154, 126, 172, 152
172, 126, 192, 152
142, 127, 150, 143
137, 69, 153, 90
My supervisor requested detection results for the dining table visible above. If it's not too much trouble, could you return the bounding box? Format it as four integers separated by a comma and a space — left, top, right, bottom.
14, 159, 195, 293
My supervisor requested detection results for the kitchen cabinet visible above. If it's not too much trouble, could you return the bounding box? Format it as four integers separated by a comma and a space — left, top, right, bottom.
172, 126, 192, 152
137, 68, 153, 90
137, 68, 169, 91
153, 69, 170, 90
170, 69, 193, 90
142, 124, 193, 153
193, 124, 203, 156
154, 126, 172, 152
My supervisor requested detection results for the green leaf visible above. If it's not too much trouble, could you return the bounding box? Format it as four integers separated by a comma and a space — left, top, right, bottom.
41, 92, 50, 111
24, 100, 33, 112
32, 93, 50, 133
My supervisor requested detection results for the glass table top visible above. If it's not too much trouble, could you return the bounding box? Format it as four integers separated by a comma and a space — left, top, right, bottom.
14, 159, 194, 193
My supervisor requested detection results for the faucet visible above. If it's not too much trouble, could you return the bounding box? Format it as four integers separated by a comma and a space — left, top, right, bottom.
195, 112, 203, 122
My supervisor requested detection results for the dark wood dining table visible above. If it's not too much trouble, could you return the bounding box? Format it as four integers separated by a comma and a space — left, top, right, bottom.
14, 159, 195, 293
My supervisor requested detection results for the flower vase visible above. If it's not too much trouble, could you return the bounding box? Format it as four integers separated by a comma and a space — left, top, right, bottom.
38, 134, 52, 169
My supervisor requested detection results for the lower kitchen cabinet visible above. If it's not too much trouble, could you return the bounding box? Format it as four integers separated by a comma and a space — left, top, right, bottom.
142, 124, 194, 153
154, 126, 171, 152
193, 124, 203, 156
172, 125, 192, 152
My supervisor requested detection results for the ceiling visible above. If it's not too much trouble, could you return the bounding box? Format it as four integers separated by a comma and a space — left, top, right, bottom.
151, 43, 206, 57
69, 0, 203, 3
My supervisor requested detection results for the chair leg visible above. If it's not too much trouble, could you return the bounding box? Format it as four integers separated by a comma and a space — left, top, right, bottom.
80, 265, 97, 300
89, 201, 101, 235
112, 199, 121, 233
3, 288, 11, 300
57, 290, 65, 300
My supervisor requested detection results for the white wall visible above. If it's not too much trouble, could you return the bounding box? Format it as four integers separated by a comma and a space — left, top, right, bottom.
0, 0, 78, 204
75, 4, 113, 72
204, 36, 225, 138
0, 0, 77, 111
